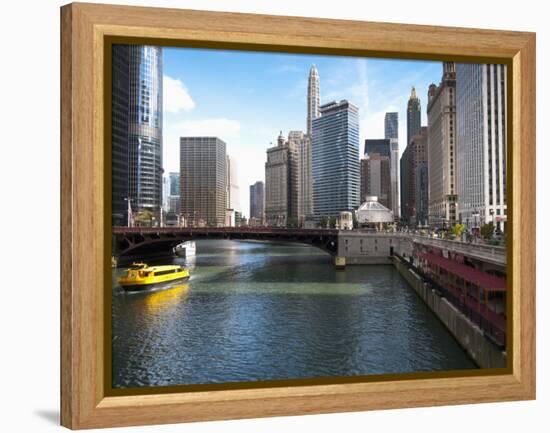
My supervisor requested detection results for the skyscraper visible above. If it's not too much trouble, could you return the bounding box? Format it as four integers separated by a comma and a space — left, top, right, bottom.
180, 137, 227, 227
307, 65, 320, 136
111, 44, 130, 226
226, 155, 241, 212
249, 181, 265, 223
415, 162, 429, 227
168, 172, 180, 215
312, 100, 360, 221
384, 112, 398, 140
400, 127, 427, 225
169, 172, 180, 196
456, 63, 507, 232
427, 62, 458, 228
289, 130, 312, 224
264, 131, 298, 227
364, 139, 390, 157
127, 46, 163, 219
162, 174, 170, 213
407, 87, 421, 146
360, 153, 391, 209
384, 112, 400, 218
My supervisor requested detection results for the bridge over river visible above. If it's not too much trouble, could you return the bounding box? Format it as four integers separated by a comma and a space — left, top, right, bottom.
113, 227, 505, 272
113, 226, 339, 259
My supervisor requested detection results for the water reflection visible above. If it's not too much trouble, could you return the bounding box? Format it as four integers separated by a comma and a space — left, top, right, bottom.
141, 283, 190, 312
112, 240, 477, 388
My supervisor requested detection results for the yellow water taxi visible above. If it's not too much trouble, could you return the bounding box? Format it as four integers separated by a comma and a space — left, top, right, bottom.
117, 263, 190, 291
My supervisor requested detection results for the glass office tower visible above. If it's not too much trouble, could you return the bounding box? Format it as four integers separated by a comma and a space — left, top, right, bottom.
128, 46, 163, 215
364, 139, 391, 157
111, 45, 130, 226
312, 100, 360, 221
384, 112, 398, 140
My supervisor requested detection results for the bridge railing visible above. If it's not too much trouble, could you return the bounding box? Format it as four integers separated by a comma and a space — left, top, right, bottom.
401, 234, 506, 265
113, 226, 339, 236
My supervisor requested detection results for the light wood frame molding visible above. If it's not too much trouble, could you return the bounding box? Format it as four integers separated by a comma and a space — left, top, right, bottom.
60, 2, 536, 429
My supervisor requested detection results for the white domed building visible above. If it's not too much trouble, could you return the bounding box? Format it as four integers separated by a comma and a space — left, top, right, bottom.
356, 196, 394, 227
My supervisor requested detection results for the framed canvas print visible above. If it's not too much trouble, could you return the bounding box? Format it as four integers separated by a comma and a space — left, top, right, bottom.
60, 2, 536, 429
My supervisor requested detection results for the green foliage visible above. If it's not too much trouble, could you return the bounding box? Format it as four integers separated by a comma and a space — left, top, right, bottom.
451, 223, 465, 238
135, 209, 153, 227
287, 217, 299, 228
319, 216, 329, 228
328, 216, 337, 229
480, 222, 495, 240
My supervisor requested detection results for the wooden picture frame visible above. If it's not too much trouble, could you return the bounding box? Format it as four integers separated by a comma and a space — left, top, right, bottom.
60, 2, 536, 429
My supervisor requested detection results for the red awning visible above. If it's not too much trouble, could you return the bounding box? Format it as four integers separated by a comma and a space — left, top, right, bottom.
417, 252, 507, 291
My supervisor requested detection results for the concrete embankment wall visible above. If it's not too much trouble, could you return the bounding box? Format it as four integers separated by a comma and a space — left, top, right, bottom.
392, 257, 507, 369
343, 256, 392, 265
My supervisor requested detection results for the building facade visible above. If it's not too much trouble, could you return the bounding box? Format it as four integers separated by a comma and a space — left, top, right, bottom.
427, 62, 458, 228
162, 174, 170, 213
400, 127, 428, 225
111, 44, 130, 226
415, 163, 429, 227
360, 154, 392, 209
364, 139, 390, 158
264, 132, 298, 226
288, 130, 312, 224
456, 63, 507, 232
226, 155, 241, 212
384, 112, 398, 139
127, 46, 163, 218
180, 137, 227, 227
169, 172, 180, 196
307, 65, 320, 137
249, 181, 265, 224
167, 172, 180, 216
167, 195, 180, 216
384, 112, 400, 218
312, 100, 360, 221
407, 87, 422, 146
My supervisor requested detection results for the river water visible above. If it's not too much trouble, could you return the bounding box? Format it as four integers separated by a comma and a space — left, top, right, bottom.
112, 240, 476, 388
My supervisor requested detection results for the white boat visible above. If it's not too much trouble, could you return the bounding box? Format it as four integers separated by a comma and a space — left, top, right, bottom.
173, 241, 196, 258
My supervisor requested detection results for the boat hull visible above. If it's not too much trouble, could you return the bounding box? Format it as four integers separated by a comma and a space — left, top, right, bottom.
120, 275, 190, 292
174, 241, 196, 258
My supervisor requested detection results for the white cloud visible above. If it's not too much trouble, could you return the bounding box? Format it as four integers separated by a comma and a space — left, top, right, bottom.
163, 75, 195, 113
362, 110, 386, 142
353, 59, 370, 109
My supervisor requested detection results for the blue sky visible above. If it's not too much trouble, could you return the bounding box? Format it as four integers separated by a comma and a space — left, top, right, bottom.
162, 47, 443, 218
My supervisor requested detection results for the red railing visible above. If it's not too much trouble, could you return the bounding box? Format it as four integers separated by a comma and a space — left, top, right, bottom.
395, 254, 506, 348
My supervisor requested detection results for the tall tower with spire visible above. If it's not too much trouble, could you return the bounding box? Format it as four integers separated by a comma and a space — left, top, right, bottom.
307, 65, 320, 136
407, 86, 421, 146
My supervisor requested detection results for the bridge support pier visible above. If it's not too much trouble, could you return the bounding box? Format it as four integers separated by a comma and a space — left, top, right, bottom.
335, 256, 346, 269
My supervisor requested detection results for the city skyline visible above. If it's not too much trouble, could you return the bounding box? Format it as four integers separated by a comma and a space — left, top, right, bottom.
162, 48, 442, 217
